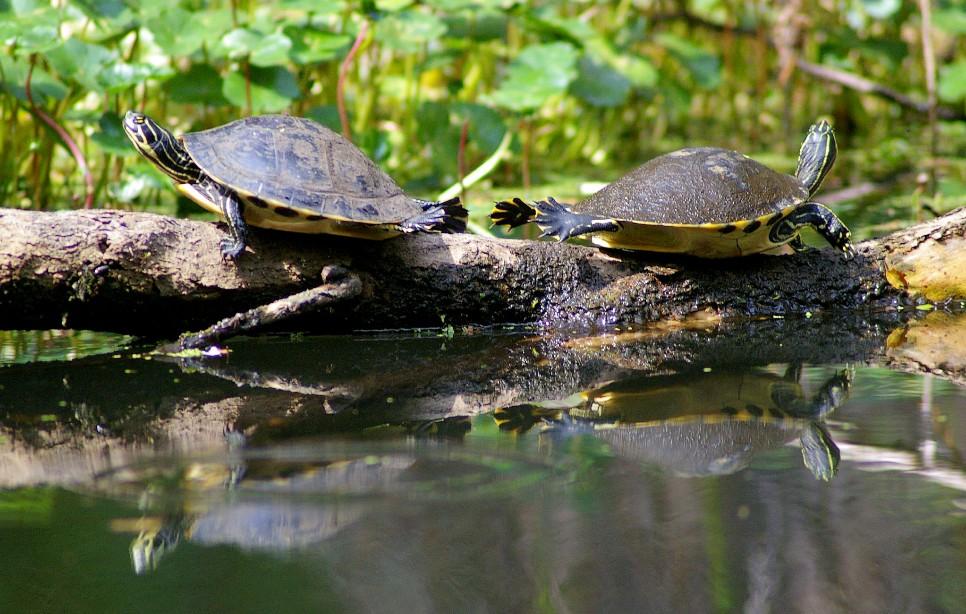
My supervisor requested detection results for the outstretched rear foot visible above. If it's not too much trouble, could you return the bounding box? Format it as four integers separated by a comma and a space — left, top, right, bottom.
399, 197, 468, 234
491, 196, 620, 241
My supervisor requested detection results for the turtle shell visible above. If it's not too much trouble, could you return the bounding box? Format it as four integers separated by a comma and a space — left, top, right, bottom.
576, 147, 808, 224
181, 115, 419, 223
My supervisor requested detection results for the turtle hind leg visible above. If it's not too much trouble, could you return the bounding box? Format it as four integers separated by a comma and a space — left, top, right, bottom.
773, 202, 854, 259
398, 197, 468, 234
532, 197, 620, 241
491, 198, 538, 229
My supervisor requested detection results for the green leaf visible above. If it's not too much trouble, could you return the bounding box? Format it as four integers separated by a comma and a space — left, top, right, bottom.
488, 42, 579, 113
376, 0, 414, 11
91, 111, 131, 156
452, 102, 506, 154
44, 38, 115, 91
163, 63, 229, 106
279, 0, 346, 13
939, 60, 966, 103
222, 65, 300, 113
145, 7, 210, 57
99, 61, 170, 92
376, 10, 447, 52
0, 55, 67, 101
934, 8, 966, 34
655, 33, 720, 90
71, 0, 127, 19
861, 0, 901, 19
571, 55, 631, 108
221, 28, 293, 66
305, 105, 342, 132
285, 25, 351, 65
0, 8, 62, 53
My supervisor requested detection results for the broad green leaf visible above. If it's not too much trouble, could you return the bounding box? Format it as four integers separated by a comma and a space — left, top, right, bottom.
861, 0, 901, 19
0, 8, 62, 53
44, 38, 115, 92
655, 33, 720, 90
163, 63, 229, 106
71, 0, 126, 19
488, 42, 578, 112
146, 7, 210, 57
934, 8, 966, 34
221, 29, 293, 67
376, 10, 447, 52
305, 105, 342, 132
427, 0, 509, 8
452, 102, 506, 154
279, 0, 345, 13
285, 25, 351, 65
939, 60, 966, 103
376, 0, 414, 10
91, 111, 131, 156
571, 56, 631, 108
441, 10, 506, 42
223, 65, 300, 113
0, 55, 67, 101
99, 61, 170, 92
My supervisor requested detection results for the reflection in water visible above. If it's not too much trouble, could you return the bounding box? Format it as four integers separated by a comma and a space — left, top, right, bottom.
497, 366, 852, 480
1, 319, 966, 611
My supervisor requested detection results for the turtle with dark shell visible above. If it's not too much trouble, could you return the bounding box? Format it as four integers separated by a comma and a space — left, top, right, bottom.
492, 120, 853, 259
123, 112, 467, 260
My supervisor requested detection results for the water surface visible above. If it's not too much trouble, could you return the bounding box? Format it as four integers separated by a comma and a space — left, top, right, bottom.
1, 317, 964, 613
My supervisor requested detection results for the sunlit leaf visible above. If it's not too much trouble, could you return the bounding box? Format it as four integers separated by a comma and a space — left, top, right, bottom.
934, 8, 966, 34
861, 0, 901, 19
163, 63, 229, 106
376, 10, 447, 52
285, 25, 351, 65
146, 7, 210, 57
44, 38, 115, 92
221, 29, 293, 67
91, 111, 131, 155
278, 0, 346, 13
488, 42, 578, 113
100, 61, 170, 92
655, 33, 720, 90
0, 8, 62, 53
938, 60, 966, 103
376, 0, 414, 11
223, 65, 299, 113
571, 56, 631, 108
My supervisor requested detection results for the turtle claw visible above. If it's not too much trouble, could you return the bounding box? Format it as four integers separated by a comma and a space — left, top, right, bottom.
219, 238, 246, 261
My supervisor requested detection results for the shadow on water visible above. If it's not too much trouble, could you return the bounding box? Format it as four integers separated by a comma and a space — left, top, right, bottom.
1, 312, 965, 612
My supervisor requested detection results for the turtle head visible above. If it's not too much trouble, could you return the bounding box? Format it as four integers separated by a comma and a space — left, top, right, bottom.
795, 119, 837, 198
122, 111, 201, 183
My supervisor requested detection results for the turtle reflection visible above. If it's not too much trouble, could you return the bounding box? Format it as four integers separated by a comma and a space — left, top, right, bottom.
119, 451, 417, 575
495, 366, 852, 481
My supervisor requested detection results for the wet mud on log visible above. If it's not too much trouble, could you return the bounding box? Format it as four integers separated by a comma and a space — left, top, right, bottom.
0, 208, 964, 336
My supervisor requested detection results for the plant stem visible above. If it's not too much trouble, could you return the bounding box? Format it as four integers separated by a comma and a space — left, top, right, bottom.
338, 20, 370, 142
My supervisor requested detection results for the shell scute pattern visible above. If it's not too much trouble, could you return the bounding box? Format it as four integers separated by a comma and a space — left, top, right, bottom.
183, 115, 415, 222
576, 147, 808, 225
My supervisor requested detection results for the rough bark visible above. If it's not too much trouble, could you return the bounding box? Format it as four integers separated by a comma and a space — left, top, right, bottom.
0, 207, 964, 336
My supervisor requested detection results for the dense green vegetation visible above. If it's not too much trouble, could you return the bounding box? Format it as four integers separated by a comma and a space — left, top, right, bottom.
1, 0, 964, 238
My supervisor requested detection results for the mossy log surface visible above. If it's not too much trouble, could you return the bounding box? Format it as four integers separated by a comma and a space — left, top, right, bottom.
0, 207, 964, 336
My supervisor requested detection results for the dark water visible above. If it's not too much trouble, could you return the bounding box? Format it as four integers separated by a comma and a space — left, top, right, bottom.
1, 317, 965, 613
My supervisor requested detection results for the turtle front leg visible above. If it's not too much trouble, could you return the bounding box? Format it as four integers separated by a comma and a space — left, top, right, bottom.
203, 179, 248, 260
532, 197, 621, 241
771, 202, 854, 259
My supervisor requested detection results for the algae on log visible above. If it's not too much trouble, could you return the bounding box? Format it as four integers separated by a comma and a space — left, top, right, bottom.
0, 207, 964, 336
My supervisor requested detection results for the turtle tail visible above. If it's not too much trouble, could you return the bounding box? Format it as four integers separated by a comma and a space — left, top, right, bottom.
491, 198, 538, 229
400, 197, 468, 234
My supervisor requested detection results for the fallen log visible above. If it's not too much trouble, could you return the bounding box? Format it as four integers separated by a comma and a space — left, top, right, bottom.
0, 207, 964, 336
